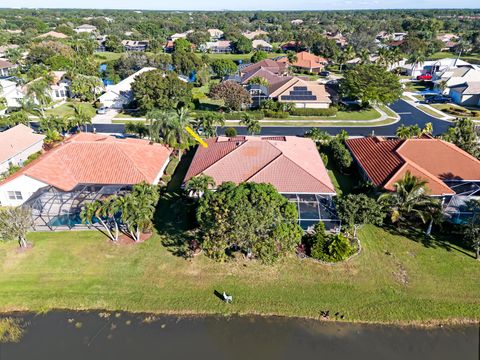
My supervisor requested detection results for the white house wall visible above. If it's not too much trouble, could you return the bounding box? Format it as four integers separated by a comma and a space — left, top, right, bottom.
0, 174, 48, 206
0, 140, 44, 174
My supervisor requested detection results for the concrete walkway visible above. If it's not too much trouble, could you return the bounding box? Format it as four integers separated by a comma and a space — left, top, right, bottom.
402, 92, 455, 121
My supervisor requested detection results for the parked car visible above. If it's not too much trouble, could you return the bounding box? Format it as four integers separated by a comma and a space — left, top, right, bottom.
319, 71, 330, 77
424, 95, 451, 104
96, 106, 108, 114
417, 73, 433, 81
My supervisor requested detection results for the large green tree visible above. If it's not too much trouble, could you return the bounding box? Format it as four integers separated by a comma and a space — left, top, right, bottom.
132, 70, 192, 111
196, 182, 303, 263
210, 59, 237, 78
341, 64, 402, 106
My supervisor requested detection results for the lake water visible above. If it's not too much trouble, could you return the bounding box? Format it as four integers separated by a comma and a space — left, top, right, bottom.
1, 312, 478, 360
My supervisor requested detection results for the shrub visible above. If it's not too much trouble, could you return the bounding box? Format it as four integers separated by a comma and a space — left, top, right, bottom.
224, 127, 237, 137
290, 107, 338, 117
320, 152, 328, 167
309, 223, 355, 262
263, 110, 289, 119
223, 111, 264, 120
329, 139, 352, 173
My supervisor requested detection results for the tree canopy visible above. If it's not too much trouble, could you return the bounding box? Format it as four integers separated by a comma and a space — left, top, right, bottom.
341, 64, 402, 106
196, 182, 303, 263
132, 70, 192, 111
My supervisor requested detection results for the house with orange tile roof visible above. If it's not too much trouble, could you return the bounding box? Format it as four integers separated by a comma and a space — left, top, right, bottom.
0, 133, 172, 229
184, 136, 339, 230
346, 136, 480, 222
290, 52, 328, 73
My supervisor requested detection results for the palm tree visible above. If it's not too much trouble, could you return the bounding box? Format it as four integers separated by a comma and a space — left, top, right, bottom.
69, 103, 92, 132
26, 79, 52, 118
407, 52, 426, 79
305, 128, 331, 144
186, 174, 216, 197
378, 171, 441, 229
422, 122, 433, 135
240, 113, 261, 135
359, 48, 370, 64
80, 201, 118, 242
194, 113, 225, 138
148, 107, 193, 160
396, 125, 412, 139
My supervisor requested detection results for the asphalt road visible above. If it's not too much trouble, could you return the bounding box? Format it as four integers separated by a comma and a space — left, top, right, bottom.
37, 100, 453, 137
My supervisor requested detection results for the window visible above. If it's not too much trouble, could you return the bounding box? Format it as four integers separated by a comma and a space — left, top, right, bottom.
55, 90, 60, 98
7, 191, 23, 200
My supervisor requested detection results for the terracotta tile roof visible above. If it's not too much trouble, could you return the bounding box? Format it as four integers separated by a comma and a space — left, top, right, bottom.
184, 136, 335, 194
1, 133, 171, 191
0, 124, 45, 164
346, 137, 480, 195
292, 52, 328, 70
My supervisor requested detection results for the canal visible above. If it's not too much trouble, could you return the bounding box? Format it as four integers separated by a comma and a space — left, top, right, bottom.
1, 312, 478, 359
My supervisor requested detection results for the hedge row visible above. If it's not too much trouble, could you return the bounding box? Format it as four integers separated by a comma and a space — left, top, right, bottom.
290, 107, 338, 117
223, 111, 265, 120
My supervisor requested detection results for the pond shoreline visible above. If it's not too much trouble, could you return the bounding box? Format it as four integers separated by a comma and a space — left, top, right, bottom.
1, 308, 478, 328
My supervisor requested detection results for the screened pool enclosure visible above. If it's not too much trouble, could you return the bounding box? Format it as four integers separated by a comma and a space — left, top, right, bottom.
25, 184, 131, 230
283, 193, 341, 231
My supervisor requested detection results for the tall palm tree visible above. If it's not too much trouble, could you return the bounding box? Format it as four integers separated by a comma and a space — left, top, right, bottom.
240, 113, 261, 135
378, 171, 441, 228
407, 52, 426, 79
26, 79, 52, 118
69, 103, 92, 132
359, 48, 370, 64
186, 174, 216, 197
194, 113, 225, 138
148, 107, 193, 160
80, 201, 117, 242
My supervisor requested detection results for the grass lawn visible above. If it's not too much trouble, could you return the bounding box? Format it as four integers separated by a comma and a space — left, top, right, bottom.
417, 105, 444, 118
45, 102, 96, 118
428, 52, 480, 65
94, 51, 123, 63
0, 222, 478, 324
199, 52, 286, 62
378, 104, 398, 119
404, 81, 431, 93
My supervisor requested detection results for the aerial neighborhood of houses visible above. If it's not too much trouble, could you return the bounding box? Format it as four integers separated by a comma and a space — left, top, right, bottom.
0, 8, 480, 273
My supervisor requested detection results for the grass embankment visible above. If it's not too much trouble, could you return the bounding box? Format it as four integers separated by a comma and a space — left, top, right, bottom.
0, 223, 478, 324
45, 102, 96, 118
428, 51, 480, 65
416, 105, 445, 118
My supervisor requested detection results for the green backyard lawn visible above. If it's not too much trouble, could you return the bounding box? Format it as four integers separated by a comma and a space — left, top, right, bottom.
0, 221, 478, 324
